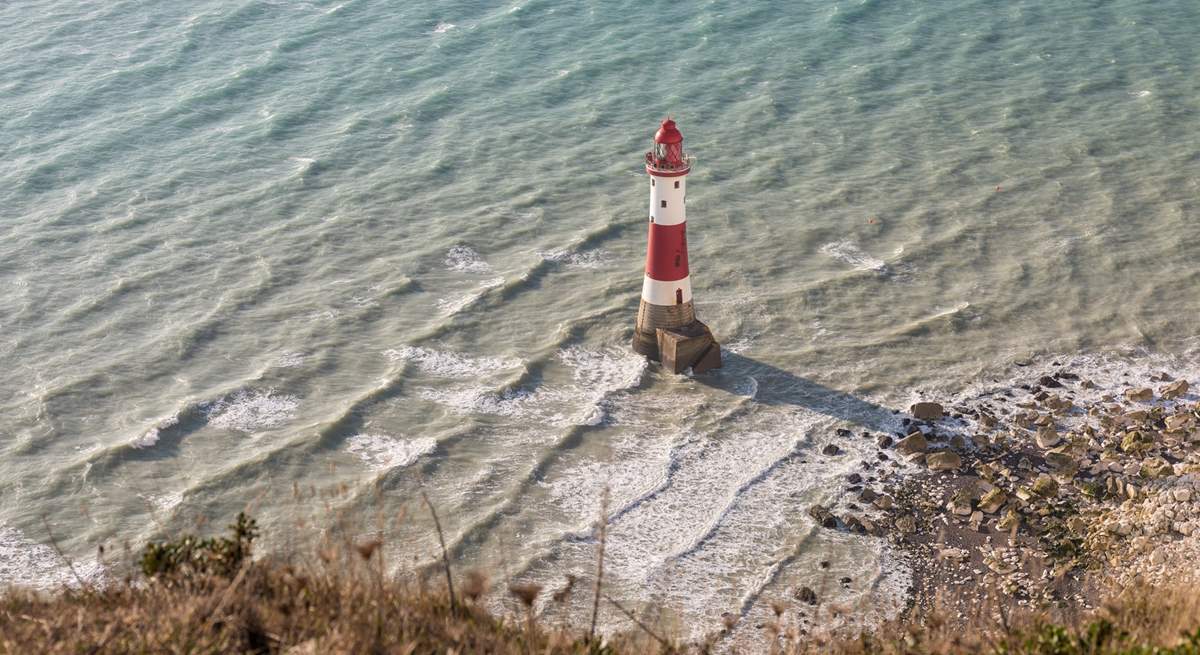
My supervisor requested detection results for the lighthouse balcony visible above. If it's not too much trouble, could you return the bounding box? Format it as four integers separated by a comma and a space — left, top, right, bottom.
644, 152, 692, 174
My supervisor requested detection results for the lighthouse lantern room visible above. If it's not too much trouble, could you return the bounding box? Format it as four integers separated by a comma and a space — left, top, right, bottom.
632, 118, 721, 374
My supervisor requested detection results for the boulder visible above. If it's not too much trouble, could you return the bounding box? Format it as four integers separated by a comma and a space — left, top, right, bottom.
808, 505, 838, 529
822, 444, 841, 456
947, 488, 974, 516
795, 586, 817, 605
1038, 376, 1063, 389
895, 516, 916, 533
927, 451, 962, 472
1033, 474, 1059, 498
846, 472, 863, 484
1143, 458, 1174, 479
1125, 388, 1154, 402
911, 402, 944, 421
1044, 451, 1078, 475
1162, 379, 1190, 400
1035, 427, 1062, 449
979, 488, 1008, 514
876, 435, 894, 449
997, 509, 1020, 532
895, 432, 929, 456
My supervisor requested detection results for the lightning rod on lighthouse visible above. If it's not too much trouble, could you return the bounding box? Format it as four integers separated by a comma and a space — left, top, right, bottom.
632, 118, 721, 374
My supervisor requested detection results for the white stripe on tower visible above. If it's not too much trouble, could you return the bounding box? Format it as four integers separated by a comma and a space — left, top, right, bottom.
642, 275, 693, 305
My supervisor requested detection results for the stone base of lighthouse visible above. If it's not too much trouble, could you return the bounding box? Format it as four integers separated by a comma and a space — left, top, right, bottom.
632, 300, 721, 374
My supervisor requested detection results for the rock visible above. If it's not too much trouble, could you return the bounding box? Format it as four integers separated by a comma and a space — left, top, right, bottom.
997, 509, 1020, 532
1162, 379, 1190, 400
1044, 451, 1078, 475
1174, 488, 1193, 503
1068, 516, 1088, 535
877, 435, 894, 449
808, 505, 838, 529
795, 586, 817, 605
844, 516, 868, 534
969, 510, 984, 531
895, 516, 916, 533
1125, 388, 1154, 402
859, 487, 878, 503
1143, 459, 1174, 478
895, 432, 929, 456
911, 402, 944, 421
1121, 431, 1149, 453
927, 451, 962, 472
1039, 375, 1063, 389
1033, 474, 1059, 498
947, 488, 974, 516
938, 548, 968, 561
822, 444, 841, 456
847, 473, 863, 485
979, 488, 1008, 514
1166, 414, 1193, 431
1036, 427, 1062, 449
839, 576, 852, 587
874, 495, 894, 510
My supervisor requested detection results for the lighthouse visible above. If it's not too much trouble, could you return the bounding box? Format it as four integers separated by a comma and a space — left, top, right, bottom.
632, 118, 721, 374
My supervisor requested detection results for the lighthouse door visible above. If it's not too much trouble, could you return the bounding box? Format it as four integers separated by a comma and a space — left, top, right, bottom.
675, 289, 683, 305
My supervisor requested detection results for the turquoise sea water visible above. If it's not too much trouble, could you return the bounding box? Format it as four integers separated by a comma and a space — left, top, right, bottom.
3, 0, 1200, 642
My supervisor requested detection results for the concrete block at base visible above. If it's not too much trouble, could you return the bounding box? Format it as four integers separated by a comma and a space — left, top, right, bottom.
656, 321, 721, 374
692, 343, 722, 374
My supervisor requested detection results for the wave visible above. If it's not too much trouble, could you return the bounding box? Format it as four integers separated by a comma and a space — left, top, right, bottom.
0, 525, 106, 591
820, 240, 890, 274
345, 434, 436, 471
444, 245, 492, 273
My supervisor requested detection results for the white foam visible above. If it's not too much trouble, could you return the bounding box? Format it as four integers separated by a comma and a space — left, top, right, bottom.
143, 491, 183, 512
435, 277, 503, 315
132, 414, 179, 449
820, 240, 889, 273
277, 351, 306, 368
346, 434, 436, 471
0, 525, 105, 590
204, 389, 298, 433
411, 347, 644, 426
536, 248, 611, 269
385, 345, 522, 378
432, 21, 456, 34
444, 245, 489, 273
1133, 89, 1152, 98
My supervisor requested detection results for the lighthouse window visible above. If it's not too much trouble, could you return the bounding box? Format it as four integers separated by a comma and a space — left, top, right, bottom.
651, 179, 655, 186
674, 181, 680, 189
661, 200, 667, 208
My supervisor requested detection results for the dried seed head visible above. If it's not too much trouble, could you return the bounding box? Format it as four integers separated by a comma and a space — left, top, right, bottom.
508, 582, 542, 608
771, 600, 786, 617
552, 574, 577, 603
462, 569, 489, 602
354, 538, 381, 561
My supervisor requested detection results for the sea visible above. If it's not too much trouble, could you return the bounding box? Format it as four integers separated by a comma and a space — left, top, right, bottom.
2, 0, 1199, 645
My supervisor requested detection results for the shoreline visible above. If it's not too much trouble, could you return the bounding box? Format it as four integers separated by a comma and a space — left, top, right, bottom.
804, 353, 1200, 631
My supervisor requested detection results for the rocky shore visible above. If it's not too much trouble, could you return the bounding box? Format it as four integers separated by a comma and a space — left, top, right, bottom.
806, 357, 1200, 622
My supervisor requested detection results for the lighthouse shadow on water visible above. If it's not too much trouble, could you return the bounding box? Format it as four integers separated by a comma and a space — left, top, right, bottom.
695, 352, 900, 433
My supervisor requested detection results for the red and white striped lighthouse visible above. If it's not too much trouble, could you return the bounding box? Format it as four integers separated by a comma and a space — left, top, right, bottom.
632, 119, 721, 373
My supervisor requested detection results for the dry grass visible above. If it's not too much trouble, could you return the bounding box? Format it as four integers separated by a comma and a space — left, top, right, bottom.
3, 516, 1200, 654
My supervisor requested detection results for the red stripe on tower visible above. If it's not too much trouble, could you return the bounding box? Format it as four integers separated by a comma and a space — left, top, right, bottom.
645, 222, 689, 282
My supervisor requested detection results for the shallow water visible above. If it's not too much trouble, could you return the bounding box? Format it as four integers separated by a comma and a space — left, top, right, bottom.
3, 0, 1200, 644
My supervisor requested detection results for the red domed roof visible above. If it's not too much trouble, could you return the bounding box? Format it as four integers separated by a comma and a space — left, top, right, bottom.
654, 118, 683, 145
